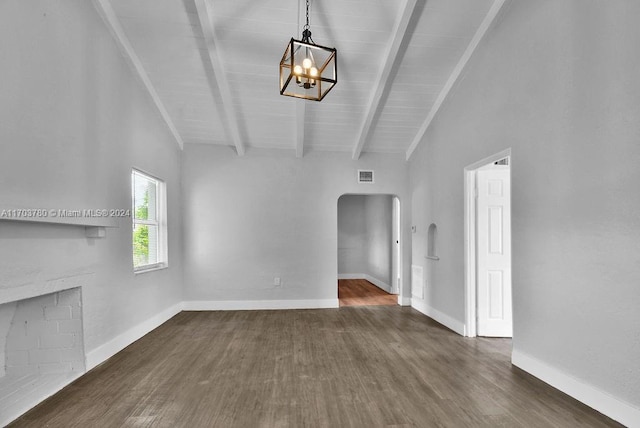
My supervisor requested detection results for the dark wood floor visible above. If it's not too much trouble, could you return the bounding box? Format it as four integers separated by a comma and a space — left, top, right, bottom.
10, 308, 621, 427
338, 279, 397, 307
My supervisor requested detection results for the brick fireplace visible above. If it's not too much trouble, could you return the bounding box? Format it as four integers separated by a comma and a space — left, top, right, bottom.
0, 284, 85, 425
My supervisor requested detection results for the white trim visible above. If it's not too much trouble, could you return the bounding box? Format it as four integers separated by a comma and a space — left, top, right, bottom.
132, 169, 168, 272
364, 275, 391, 293
406, 0, 507, 160
464, 168, 477, 337
0, 209, 118, 228
1, 371, 85, 427
398, 296, 412, 306
183, 299, 339, 311
338, 273, 366, 280
464, 148, 512, 337
193, 0, 245, 156
8, 302, 181, 424
85, 302, 182, 370
512, 349, 640, 428
337, 274, 392, 293
352, 0, 420, 160
133, 263, 168, 275
0, 274, 90, 306
465, 148, 512, 171
411, 298, 465, 336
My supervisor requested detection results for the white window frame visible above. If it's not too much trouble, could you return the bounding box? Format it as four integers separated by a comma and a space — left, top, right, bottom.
132, 169, 168, 273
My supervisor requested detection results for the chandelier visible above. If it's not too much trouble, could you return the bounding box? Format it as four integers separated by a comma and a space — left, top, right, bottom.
279, 0, 337, 101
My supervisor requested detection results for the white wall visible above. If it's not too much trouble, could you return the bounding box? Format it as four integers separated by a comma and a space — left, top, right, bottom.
338, 195, 394, 288
337, 196, 367, 275
364, 195, 393, 287
0, 0, 183, 362
409, 0, 640, 416
182, 145, 410, 305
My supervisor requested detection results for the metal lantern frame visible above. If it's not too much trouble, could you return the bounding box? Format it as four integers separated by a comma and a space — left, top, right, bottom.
279, 1, 337, 101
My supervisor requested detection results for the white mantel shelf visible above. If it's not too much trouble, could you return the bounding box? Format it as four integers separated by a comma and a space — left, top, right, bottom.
0, 214, 118, 228
0, 210, 119, 237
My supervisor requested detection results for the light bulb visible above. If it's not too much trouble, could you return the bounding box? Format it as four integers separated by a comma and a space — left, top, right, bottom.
293, 65, 303, 75
302, 58, 312, 69
310, 67, 318, 77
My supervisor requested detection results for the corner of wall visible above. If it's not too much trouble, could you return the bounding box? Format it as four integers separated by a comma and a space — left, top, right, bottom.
512, 349, 640, 428
410, 298, 465, 336
85, 302, 183, 371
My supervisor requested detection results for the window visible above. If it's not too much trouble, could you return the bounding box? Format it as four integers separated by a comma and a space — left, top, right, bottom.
132, 169, 167, 272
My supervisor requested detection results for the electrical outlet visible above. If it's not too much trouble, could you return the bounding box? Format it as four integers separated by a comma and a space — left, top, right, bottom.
274, 277, 281, 287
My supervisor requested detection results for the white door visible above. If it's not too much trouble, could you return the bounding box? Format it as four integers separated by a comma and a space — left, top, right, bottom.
477, 166, 512, 337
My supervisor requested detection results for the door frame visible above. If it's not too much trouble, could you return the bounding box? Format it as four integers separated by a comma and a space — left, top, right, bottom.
391, 196, 401, 295
463, 148, 511, 337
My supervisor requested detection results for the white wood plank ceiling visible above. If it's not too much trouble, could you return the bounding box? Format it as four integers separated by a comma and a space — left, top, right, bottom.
98, 0, 501, 159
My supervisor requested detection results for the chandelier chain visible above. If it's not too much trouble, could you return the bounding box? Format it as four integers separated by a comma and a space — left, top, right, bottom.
304, 0, 310, 30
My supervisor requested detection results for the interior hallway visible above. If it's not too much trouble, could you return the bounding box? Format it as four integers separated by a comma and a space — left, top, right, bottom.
9, 308, 620, 427
338, 279, 397, 307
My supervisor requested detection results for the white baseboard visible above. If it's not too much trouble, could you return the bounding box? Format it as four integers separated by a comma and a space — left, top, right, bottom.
398, 296, 412, 306
410, 298, 465, 336
338, 273, 392, 293
182, 299, 339, 311
512, 349, 640, 428
85, 302, 183, 371
1, 371, 84, 427
338, 273, 365, 280
364, 274, 391, 293
4, 302, 182, 426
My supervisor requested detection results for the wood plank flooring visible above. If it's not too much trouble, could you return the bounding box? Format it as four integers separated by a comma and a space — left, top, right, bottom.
10, 308, 621, 427
338, 279, 397, 307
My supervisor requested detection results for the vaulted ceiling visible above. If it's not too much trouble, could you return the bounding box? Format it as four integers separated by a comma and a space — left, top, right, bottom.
94, 0, 504, 160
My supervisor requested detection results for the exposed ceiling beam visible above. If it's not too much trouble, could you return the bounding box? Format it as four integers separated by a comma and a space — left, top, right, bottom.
194, 0, 245, 156
92, 0, 184, 150
296, 101, 305, 158
351, 0, 419, 160
405, 0, 507, 161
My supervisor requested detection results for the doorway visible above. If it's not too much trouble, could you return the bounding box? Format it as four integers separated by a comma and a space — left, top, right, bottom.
337, 194, 402, 306
464, 149, 513, 337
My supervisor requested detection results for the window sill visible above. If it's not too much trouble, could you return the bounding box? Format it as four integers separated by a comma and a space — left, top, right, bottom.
134, 263, 168, 275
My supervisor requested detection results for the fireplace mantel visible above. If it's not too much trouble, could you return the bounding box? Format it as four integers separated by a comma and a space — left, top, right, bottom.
0, 273, 91, 306
0, 205, 119, 238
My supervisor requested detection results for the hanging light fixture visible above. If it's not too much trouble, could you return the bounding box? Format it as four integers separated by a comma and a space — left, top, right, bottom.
279, 0, 337, 101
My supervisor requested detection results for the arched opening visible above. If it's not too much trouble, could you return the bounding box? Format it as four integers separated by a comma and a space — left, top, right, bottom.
337, 194, 402, 307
